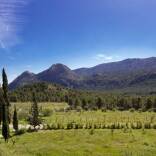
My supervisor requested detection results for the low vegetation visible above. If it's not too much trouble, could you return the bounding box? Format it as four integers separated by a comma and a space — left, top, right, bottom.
1, 101, 156, 155
1, 129, 156, 156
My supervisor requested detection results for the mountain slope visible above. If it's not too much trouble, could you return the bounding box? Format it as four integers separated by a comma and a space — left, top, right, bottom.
9, 57, 156, 90
74, 57, 156, 76
37, 63, 81, 87
9, 71, 38, 89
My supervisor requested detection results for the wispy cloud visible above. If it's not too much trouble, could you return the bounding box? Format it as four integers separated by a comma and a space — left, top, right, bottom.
94, 54, 113, 61
0, 0, 28, 49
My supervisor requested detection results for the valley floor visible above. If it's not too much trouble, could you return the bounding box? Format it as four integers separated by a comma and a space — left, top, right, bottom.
1, 129, 156, 156
1, 102, 156, 156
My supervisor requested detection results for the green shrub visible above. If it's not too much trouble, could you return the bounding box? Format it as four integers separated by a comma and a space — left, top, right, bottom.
101, 108, 107, 112
153, 124, 156, 129
76, 106, 82, 112
89, 128, 95, 135
18, 109, 28, 121
41, 109, 53, 117
15, 128, 26, 135
138, 108, 143, 113
129, 108, 135, 112
27, 127, 37, 133
136, 121, 142, 129
64, 107, 71, 112
56, 108, 64, 112
144, 122, 151, 129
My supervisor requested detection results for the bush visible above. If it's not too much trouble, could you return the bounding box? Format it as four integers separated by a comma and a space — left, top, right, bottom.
41, 109, 53, 117
101, 107, 107, 112
15, 128, 26, 135
152, 108, 156, 112
18, 109, 28, 121
129, 108, 135, 112
148, 108, 153, 112
136, 121, 142, 129
76, 106, 82, 112
56, 108, 64, 112
144, 122, 151, 129
138, 108, 143, 113
90, 106, 98, 111
89, 128, 95, 135
153, 124, 156, 129
112, 108, 116, 112
64, 107, 71, 112
27, 127, 38, 133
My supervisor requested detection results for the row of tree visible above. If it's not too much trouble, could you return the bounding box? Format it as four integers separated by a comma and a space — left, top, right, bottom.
67, 96, 156, 111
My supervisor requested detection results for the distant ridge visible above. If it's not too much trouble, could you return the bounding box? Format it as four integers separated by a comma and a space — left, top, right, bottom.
9, 57, 156, 90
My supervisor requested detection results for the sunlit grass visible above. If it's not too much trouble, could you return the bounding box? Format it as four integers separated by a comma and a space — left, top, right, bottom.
0, 129, 156, 156
1, 102, 156, 156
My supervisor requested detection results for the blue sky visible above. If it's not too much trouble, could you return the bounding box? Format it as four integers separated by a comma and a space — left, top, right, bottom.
0, 0, 156, 82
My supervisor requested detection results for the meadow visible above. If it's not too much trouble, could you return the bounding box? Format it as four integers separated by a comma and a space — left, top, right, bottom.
1, 102, 156, 156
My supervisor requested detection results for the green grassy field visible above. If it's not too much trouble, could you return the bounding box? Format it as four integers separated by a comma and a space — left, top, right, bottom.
1, 129, 156, 156
1, 102, 156, 156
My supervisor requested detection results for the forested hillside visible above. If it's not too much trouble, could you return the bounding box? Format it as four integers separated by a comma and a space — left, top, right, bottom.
9, 82, 156, 112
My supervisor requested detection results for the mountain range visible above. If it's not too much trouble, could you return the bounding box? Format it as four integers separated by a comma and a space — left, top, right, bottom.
9, 57, 156, 91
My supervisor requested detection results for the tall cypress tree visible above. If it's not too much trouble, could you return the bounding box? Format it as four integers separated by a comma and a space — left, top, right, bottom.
0, 89, 3, 126
0, 88, 6, 127
68, 99, 73, 109
74, 98, 80, 109
82, 99, 87, 110
96, 97, 103, 109
2, 69, 10, 107
0, 104, 2, 126
2, 69, 10, 123
145, 98, 153, 111
2, 68, 10, 142
30, 93, 40, 128
13, 105, 18, 132
2, 102, 9, 142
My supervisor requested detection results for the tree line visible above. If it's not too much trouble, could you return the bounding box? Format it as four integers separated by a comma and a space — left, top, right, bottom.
9, 81, 156, 112
66, 95, 156, 112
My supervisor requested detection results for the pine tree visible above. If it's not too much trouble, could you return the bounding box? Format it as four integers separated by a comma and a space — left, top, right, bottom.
74, 99, 80, 108
30, 93, 40, 128
68, 98, 73, 109
13, 105, 18, 132
145, 98, 152, 111
153, 98, 156, 108
96, 97, 103, 109
65, 95, 69, 103
81, 99, 87, 110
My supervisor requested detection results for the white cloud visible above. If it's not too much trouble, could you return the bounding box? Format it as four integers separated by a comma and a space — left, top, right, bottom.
94, 54, 115, 62
95, 54, 113, 60
0, 0, 28, 49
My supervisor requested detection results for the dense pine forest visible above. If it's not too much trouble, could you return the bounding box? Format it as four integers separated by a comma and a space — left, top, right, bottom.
9, 82, 156, 112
